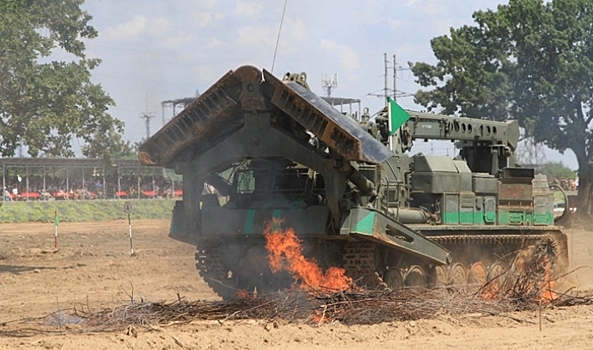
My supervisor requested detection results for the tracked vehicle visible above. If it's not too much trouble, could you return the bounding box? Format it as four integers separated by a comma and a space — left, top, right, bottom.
139, 66, 568, 298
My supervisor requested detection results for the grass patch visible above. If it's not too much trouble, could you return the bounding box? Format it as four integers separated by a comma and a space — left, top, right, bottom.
0, 199, 175, 223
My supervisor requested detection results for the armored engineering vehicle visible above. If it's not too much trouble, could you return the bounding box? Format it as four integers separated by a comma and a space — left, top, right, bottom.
139, 66, 568, 298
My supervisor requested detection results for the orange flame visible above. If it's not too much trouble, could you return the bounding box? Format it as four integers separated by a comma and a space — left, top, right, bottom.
481, 281, 501, 301
312, 311, 328, 324
236, 290, 252, 299
540, 257, 557, 302
263, 219, 352, 292
480, 254, 558, 302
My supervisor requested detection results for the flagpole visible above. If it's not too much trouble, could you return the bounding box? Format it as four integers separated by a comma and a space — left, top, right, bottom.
388, 98, 393, 151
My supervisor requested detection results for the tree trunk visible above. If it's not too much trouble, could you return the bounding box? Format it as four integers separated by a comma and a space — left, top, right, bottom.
576, 161, 593, 217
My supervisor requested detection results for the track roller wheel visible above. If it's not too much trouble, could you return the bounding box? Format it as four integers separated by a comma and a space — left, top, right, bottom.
487, 261, 507, 282
404, 265, 426, 288
468, 262, 487, 286
433, 265, 448, 287
448, 262, 468, 286
383, 267, 403, 290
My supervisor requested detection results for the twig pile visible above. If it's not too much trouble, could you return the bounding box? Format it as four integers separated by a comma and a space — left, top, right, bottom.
78, 293, 314, 332
44, 288, 516, 331
4, 238, 593, 336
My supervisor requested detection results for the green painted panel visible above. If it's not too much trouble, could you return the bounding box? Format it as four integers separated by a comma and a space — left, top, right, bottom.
351, 211, 376, 235
445, 211, 494, 225
442, 211, 459, 225
498, 211, 534, 225
244, 209, 256, 234
533, 213, 554, 225
272, 209, 283, 219
485, 210, 496, 224
459, 211, 473, 225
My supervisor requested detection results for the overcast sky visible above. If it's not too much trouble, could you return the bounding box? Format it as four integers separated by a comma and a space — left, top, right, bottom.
80, 0, 578, 169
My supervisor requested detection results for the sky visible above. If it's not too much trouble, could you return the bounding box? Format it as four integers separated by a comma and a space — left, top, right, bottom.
79, 0, 578, 170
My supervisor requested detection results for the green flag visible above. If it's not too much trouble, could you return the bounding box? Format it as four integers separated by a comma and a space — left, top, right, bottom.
387, 97, 411, 136
54, 210, 59, 226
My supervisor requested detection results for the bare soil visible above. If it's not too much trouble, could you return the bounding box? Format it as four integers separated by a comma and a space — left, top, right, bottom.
1, 219, 593, 350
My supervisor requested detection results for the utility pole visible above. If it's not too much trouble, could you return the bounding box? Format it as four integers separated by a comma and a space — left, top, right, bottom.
384, 53, 389, 104
140, 113, 155, 139
393, 54, 397, 101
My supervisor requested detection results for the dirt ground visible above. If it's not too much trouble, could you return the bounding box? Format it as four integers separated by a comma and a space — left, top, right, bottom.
1, 219, 593, 350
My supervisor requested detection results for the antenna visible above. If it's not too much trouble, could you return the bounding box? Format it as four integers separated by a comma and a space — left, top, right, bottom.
271, 0, 288, 73
321, 74, 338, 97
140, 112, 155, 139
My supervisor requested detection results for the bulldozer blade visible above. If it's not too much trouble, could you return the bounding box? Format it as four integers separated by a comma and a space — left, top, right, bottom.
263, 69, 393, 164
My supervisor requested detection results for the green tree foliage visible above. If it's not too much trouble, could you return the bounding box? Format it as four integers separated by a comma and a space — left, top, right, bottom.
410, 0, 593, 213
540, 162, 577, 180
81, 130, 135, 159
0, 0, 126, 158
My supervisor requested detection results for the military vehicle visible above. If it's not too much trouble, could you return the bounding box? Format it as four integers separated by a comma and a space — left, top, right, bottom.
139, 66, 568, 299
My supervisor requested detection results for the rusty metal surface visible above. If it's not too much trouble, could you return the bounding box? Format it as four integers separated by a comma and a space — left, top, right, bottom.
138, 69, 244, 166
263, 69, 392, 164
140, 66, 393, 166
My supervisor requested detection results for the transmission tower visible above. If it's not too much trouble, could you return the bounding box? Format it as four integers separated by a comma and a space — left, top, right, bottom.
516, 137, 547, 168
321, 74, 338, 97
140, 112, 155, 139
161, 90, 200, 126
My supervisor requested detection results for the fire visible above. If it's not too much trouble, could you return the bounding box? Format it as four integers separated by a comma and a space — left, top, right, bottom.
481, 281, 501, 301
540, 257, 557, 302
480, 251, 557, 303
236, 290, 252, 299
312, 311, 328, 324
263, 219, 352, 292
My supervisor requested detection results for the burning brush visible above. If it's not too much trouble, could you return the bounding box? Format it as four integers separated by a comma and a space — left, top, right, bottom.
482, 237, 558, 303
263, 219, 352, 293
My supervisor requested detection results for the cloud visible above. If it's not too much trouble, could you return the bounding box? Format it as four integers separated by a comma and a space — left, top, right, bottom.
159, 33, 194, 49
192, 64, 219, 82
146, 18, 171, 36
206, 37, 224, 48
103, 15, 147, 40
236, 25, 275, 47
286, 17, 306, 41
319, 39, 360, 71
102, 15, 170, 41
235, 0, 264, 18
188, 11, 226, 27
191, 11, 213, 27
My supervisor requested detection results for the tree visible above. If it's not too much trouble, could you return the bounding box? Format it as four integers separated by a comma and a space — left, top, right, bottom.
82, 129, 136, 159
540, 162, 577, 181
410, 0, 593, 215
0, 0, 125, 158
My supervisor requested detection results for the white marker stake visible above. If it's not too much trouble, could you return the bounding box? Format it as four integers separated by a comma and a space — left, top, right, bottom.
54, 209, 59, 248
128, 212, 133, 255
124, 202, 133, 255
